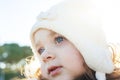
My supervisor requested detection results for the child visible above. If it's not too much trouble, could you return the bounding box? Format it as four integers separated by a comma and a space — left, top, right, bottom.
24, 0, 120, 80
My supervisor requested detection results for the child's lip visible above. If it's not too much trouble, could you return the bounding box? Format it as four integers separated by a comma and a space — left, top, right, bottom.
48, 65, 62, 76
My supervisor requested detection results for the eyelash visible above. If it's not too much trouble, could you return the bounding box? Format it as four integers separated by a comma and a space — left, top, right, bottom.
38, 47, 45, 55
55, 36, 64, 44
37, 36, 65, 54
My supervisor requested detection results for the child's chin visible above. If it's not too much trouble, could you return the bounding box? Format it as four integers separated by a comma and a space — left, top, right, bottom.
51, 73, 75, 80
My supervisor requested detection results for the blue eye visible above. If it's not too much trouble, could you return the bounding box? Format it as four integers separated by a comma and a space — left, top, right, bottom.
38, 48, 45, 54
55, 36, 64, 43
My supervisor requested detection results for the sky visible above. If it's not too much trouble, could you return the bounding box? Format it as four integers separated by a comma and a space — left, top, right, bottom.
0, 0, 120, 46
0, 0, 64, 46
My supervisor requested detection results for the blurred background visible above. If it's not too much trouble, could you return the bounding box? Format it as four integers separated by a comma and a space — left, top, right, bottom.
0, 0, 120, 80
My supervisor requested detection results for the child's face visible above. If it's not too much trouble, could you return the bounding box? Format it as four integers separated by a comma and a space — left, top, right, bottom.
33, 29, 85, 80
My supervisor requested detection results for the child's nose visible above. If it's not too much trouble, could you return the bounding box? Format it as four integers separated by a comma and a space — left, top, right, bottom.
41, 50, 55, 63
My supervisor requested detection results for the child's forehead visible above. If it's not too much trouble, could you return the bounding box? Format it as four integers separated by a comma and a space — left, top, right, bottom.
34, 28, 58, 37
33, 28, 59, 45
33, 28, 54, 37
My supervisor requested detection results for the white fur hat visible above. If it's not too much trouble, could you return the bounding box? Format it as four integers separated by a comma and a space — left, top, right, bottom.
30, 0, 114, 79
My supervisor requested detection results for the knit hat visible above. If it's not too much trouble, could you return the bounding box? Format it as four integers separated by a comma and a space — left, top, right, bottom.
30, 0, 114, 79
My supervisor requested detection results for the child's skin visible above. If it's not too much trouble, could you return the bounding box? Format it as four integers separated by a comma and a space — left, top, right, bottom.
33, 29, 86, 80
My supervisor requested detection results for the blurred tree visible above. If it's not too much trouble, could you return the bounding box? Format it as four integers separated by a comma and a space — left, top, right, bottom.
0, 43, 33, 80
0, 46, 4, 53
0, 43, 32, 63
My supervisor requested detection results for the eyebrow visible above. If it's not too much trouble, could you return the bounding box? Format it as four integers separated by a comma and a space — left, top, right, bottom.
49, 30, 57, 37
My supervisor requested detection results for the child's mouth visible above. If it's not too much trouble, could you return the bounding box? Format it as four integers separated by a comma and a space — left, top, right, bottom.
48, 66, 62, 76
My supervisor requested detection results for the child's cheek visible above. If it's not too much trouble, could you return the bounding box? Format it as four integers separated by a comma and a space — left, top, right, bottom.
41, 65, 48, 78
